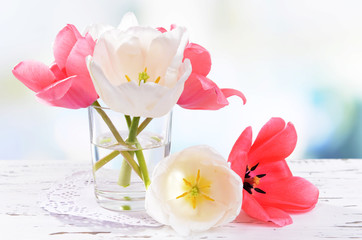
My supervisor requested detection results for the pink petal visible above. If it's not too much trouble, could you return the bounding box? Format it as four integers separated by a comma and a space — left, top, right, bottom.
177, 73, 229, 110
228, 126, 252, 181
36, 77, 73, 102
36, 75, 97, 109
255, 176, 319, 213
263, 206, 293, 226
252, 118, 286, 150
237, 191, 270, 223
53, 24, 82, 70
156, 27, 167, 33
221, 88, 247, 105
49, 63, 67, 80
255, 160, 293, 183
248, 119, 297, 165
65, 33, 95, 77
183, 43, 211, 76
239, 192, 293, 227
12, 60, 55, 92
170, 24, 177, 30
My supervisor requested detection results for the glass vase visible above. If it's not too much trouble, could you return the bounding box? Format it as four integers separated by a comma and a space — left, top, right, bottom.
88, 105, 172, 211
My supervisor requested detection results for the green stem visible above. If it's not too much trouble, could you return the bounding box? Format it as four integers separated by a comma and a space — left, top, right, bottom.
135, 142, 151, 188
137, 118, 152, 135
118, 117, 153, 186
117, 117, 140, 187
94, 150, 120, 171
127, 117, 140, 143
125, 115, 132, 129
92, 102, 154, 188
118, 116, 151, 188
93, 150, 142, 179
92, 101, 127, 146
118, 153, 133, 187
93, 114, 153, 173
91, 101, 137, 182
131, 117, 150, 188
118, 115, 133, 187
120, 151, 142, 179
93, 150, 142, 180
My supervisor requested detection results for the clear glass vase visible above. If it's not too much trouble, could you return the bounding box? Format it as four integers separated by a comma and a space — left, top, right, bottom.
88, 105, 172, 212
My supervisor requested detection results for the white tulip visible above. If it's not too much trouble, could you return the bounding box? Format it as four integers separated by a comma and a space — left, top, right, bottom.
145, 146, 243, 236
87, 12, 192, 118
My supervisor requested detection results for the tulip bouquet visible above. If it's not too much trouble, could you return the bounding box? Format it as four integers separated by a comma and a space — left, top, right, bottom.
13, 12, 318, 236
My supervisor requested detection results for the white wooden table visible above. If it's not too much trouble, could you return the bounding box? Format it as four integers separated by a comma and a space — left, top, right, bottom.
1, 159, 361, 240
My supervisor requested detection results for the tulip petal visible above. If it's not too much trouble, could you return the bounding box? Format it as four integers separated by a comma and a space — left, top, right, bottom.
263, 206, 293, 226
228, 126, 252, 181
117, 12, 139, 31
92, 30, 135, 85
239, 192, 293, 226
146, 26, 188, 88
255, 176, 319, 213
146, 145, 243, 236
36, 75, 96, 109
35, 76, 73, 102
248, 119, 297, 165
254, 160, 293, 183
88, 58, 127, 107
156, 27, 167, 33
65, 33, 95, 77
177, 73, 229, 110
89, 58, 191, 117
167, 198, 227, 236
49, 63, 67, 80
162, 26, 189, 88
83, 23, 114, 40
53, 24, 82, 70
12, 60, 55, 92
238, 191, 270, 222
252, 118, 286, 150
183, 43, 211, 76
221, 88, 247, 105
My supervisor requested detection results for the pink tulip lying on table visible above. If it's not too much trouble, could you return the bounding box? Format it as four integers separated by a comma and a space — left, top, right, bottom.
228, 117, 319, 226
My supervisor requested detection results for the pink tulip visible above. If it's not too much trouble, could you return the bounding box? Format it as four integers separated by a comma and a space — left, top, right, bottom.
228, 118, 319, 226
13, 24, 98, 109
177, 43, 246, 110
158, 26, 246, 110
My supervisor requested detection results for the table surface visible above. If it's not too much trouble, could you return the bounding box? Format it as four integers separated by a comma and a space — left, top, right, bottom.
1, 159, 361, 240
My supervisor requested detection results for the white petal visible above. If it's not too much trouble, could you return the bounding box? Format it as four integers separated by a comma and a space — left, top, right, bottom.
145, 183, 169, 225
145, 27, 188, 87
145, 146, 243, 235
87, 58, 136, 112
145, 59, 191, 117
93, 30, 127, 85
89, 12, 191, 117
167, 199, 225, 235
114, 34, 144, 83
83, 23, 114, 40
126, 26, 162, 54
117, 12, 139, 31
163, 26, 189, 88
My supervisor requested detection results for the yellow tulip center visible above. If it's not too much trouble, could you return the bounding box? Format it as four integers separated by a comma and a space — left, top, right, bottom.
176, 169, 214, 209
244, 163, 267, 195
138, 69, 150, 85
125, 67, 161, 85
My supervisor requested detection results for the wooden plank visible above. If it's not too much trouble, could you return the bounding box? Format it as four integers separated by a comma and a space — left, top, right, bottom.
0, 159, 361, 239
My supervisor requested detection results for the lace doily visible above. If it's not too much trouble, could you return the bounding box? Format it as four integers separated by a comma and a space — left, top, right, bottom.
39, 171, 162, 227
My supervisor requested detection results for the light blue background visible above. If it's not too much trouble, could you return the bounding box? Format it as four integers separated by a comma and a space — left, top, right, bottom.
1, 0, 362, 161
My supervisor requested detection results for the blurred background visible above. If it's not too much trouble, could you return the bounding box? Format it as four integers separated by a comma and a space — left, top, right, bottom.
1, 0, 362, 161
